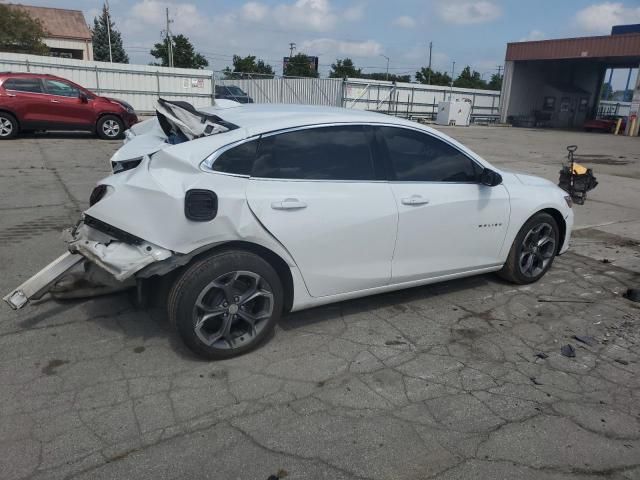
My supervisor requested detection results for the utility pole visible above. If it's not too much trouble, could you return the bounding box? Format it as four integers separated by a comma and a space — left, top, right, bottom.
105, 0, 113, 63
288, 42, 296, 58
496, 64, 503, 77
450, 60, 456, 99
165, 8, 174, 68
380, 54, 390, 81
427, 41, 432, 84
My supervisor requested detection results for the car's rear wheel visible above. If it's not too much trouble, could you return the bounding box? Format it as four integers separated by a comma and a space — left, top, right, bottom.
498, 212, 559, 284
168, 250, 283, 359
0, 112, 18, 140
96, 115, 124, 140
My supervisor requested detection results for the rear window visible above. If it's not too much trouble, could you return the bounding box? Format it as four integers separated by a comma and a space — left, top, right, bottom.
3, 78, 43, 93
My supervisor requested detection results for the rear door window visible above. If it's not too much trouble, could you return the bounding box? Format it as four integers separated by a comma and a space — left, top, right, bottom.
253, 125, 376, 181
378, 126, 480, 182
211, 139, 258, 176
3, 78, 44, 93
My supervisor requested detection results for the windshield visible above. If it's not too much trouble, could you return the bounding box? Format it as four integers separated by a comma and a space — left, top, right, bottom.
221, 86, 246, 96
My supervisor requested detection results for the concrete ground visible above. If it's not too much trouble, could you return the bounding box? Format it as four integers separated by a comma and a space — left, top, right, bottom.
0, 127, 639, 480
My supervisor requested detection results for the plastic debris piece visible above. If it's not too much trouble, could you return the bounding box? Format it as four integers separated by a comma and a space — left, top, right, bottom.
530, 377, 543, 385
624, 288, 640, 303
573, 335, 597, 346
615, 359, 629, 366
535, 352, 549, 359
561, 344, 576, 358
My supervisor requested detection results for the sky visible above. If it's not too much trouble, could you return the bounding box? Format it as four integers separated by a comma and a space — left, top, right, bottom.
12, 0, 640, 87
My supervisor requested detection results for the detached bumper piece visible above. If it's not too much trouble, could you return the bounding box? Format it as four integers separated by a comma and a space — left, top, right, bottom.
3, 220, 174, 310
3, 252, 84, 309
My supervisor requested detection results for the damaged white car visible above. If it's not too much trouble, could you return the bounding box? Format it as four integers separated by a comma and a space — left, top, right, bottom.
4, 99, 574, 359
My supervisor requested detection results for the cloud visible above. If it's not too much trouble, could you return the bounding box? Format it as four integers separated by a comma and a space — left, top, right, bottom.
343, 4, 365, 21
437, 1, 502, 25
574, 2, 640, 34
128, 0, 206, 31
242, 2, 269, 22
300, 38, 383, 57
392, 16, 417, 28
274, 0, 338, 32
519, 29, 545, 42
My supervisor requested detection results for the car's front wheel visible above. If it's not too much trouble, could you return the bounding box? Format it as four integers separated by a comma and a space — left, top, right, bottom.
168, 250, 283, 359
0, 112, 18, 140
96, 115, 124, 140
498, 212, 559, 284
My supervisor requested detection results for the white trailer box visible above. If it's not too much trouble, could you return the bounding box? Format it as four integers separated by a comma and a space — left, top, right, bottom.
436, 100, 472, 126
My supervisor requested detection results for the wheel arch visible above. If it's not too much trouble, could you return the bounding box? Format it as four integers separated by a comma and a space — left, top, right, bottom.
538, 208, 566, 255
0, 109, 19, 127
190, 240, 295, 314
95, 112, 123, 129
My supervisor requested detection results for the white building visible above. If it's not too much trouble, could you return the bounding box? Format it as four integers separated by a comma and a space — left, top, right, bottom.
7, 4, 93, 61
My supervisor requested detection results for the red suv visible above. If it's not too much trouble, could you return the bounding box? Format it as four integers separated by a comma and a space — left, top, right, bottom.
0, 72, 138, 140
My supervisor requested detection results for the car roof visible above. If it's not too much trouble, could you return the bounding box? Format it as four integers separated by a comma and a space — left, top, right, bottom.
200, 103, 419, 137
0, 72, 63, 80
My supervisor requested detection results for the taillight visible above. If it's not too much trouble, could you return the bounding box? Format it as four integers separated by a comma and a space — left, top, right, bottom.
89, 185, 108, 206
184, 189, 217, 221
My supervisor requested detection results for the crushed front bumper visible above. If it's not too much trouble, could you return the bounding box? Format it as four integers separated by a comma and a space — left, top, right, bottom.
3, 221, 173, 310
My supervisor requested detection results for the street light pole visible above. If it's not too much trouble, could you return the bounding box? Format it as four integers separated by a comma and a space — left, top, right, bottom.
105, 0, 113, 63
427, 41, 432, 84
380, 54, 390, 81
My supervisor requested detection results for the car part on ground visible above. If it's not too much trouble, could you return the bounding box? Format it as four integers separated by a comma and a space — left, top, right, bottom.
2, 102, 574, 359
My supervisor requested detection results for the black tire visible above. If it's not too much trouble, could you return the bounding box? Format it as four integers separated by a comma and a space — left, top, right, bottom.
0, 112, 18, 140
498, 212, 559, 284
96, 115, 124, 140
168, 250, 283, 359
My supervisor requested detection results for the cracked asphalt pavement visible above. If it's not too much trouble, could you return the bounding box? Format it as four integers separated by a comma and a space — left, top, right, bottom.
1, 127, 639, 480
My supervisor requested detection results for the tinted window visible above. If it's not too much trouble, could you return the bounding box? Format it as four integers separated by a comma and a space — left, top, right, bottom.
253, 126, 375, 180
44, 79, 80, 97
3, 78, 43, 93
380, 127, 480, 182
211, 139, 258, 175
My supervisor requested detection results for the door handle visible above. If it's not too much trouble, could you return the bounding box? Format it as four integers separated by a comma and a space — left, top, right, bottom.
401, 195, 430, 206
271, 198, 307, 210
50, 99, 60, 103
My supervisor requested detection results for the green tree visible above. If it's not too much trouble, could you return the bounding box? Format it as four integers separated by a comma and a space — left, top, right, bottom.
415, 67, 452, 86
0, 4, 48, 55
150, 34, 208, 69
284, 53, 319, 78
487, 73, 502, 91
92, 4, 129, 63
329, 58, 361, 78
453, 66, 487, 89
223, 55, 274, 79
359, 72, 411, 83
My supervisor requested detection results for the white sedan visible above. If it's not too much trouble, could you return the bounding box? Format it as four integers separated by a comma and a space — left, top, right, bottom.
5, 100, 573, 359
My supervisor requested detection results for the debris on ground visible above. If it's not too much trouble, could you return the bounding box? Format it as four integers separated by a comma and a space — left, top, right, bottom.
535, 352, 549, 359
624, 288, 640, 303
385, 339, 407, 346
573, 335, 597, 346
601, 258, 611, 263
614, 359, 630, 366
561, 344, 576, 358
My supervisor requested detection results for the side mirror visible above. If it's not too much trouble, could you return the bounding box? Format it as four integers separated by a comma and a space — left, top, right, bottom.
480, 168, 502, 187
79, 93, 88, 103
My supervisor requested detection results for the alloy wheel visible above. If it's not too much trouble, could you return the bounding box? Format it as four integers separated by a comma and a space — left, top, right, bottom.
0, 117, 13, 137
102, 119, 120, 137
192, 270, 274, 349
519, 222, 556, 277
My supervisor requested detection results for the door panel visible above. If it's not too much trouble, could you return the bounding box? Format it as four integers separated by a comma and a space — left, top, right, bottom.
2, 78, 51, 124
246, 180, 398, 297
43, 79, 93, 127
376, 125, 510, 283
390, 183, 509, 282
